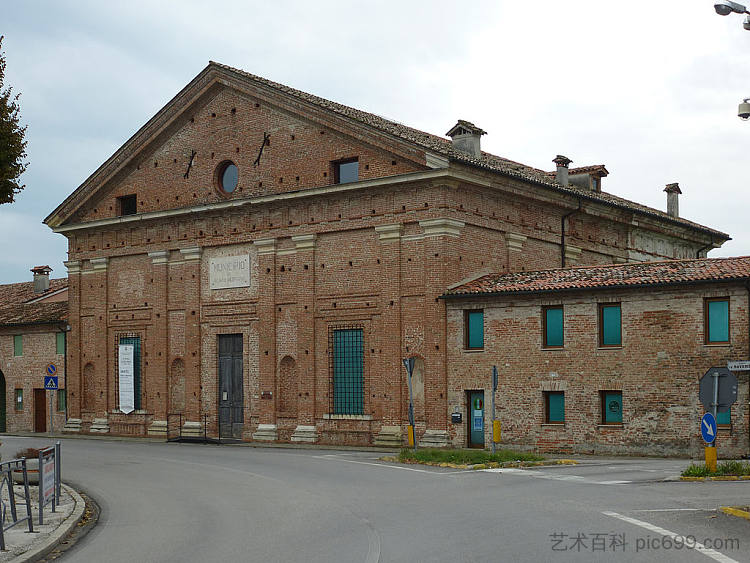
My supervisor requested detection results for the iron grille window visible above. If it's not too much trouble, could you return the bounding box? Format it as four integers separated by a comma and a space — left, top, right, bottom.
119, 336, 142, 410
330, 327, 364, 415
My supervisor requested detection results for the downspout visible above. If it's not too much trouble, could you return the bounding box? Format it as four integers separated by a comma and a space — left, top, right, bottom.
696, 238, 714, 259
561, 199, 582, 267
746, 282, 750, 459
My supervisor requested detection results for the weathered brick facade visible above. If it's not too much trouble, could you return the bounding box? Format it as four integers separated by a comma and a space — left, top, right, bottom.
445, 262, 750, 457
44, 62, 729, 448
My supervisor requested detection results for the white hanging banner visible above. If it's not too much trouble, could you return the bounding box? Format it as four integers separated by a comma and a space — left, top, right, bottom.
118, 344, 135, 414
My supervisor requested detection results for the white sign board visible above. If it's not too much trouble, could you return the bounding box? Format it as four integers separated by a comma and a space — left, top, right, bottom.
119, 344, 135, 414
209, 255, 251, 290
41, 454, 55, 505
727, 360, 750, 372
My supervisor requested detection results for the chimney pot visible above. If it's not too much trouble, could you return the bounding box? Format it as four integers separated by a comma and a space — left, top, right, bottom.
553, 155, 573, 186
31, 265, 52, 294
446, 120, 486, 159
664, 183, 681, 218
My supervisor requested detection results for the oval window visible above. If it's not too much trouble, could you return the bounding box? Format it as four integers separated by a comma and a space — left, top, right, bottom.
217, 161, 238, 194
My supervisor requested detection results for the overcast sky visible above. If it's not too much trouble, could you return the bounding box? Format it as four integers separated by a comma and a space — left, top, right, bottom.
1, 0, 748, 284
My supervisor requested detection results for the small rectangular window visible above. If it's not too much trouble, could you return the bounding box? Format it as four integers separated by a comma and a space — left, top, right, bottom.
464, 310, 484, 349
545, 391, 564, 424
13, 334, 22, 356
118, 194, 137, 216
56, 332, 66, 355
601, 391, 623, 424
57, 389, 66, 412
705, 298, 729, 344
331, 328, 364, 415
543, 306, 564, 348
15, 389, 23, 411
599, 303, 621, 347
717, 407, 731, 426
333, 158, 359, 184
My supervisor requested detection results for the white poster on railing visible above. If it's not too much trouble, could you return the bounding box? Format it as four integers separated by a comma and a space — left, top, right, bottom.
42, 453, 55, 505
119, 344, 135, 414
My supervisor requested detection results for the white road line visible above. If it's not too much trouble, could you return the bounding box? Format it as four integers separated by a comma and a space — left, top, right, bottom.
632, 508, 705, 513
311, 455, 465, 474
481, 468, 631, 485
602, 511, 739, 563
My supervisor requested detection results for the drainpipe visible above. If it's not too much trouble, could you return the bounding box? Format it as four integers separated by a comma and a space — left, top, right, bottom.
746, 282, 750, 459
696, 238, 714, 259
561, 200, 582, 267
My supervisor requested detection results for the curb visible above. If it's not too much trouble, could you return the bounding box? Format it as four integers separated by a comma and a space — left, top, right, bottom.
382, 458, 578, 470
680, 475, 750, 481
720, 506, 750, 521
15, 484, 86, 563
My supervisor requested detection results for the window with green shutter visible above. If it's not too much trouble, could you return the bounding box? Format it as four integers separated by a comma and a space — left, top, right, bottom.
705, 298, 729, 344
543, 306, 564, 348
599, 304, 621, 347
331, 328, 364, 415
717, 407, 731, 426
465, 310, 484, 349
56, 332, 66, 355
57, 389, 66, 412
601, 391, 623, 424
13, 335, 22, 356
545, 391, 564, 424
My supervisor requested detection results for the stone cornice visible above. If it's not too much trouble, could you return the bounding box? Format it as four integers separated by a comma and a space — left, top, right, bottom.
419, 218, 465, 238
374, 224, 403, 242
292, 234, 316, 251
254, 238, 276, 255
506, 232, 527, 252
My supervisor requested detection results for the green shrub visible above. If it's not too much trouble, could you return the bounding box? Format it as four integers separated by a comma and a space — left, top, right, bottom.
399, 448, 543, 465
681, 463, 711, 477
717, 460, 750, 476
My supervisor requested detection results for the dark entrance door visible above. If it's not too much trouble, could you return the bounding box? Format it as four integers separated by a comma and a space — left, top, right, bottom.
218, 334, 243, 439
34, 389, 46, 433
467, 390, 484, 448
0, 371, 6, 432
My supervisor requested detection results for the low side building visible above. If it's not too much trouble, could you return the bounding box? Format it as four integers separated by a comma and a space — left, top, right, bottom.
444, 257, 750, 458
0, 267, 68, 433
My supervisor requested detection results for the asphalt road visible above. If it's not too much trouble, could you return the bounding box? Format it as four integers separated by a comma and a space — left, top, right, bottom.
0, 437, 747, 563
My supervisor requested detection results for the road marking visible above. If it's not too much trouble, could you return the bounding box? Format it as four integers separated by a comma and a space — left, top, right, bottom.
312, 455, 465, 474
602, 511, 739, 563
481, 467, 631, 485
631, 508, 705, 513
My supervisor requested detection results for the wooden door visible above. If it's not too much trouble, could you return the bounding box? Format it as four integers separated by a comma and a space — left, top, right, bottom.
218, 334, 244, 439
34, 389, 46, 433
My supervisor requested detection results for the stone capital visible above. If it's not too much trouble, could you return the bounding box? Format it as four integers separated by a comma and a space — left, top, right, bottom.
180, 246, 202, 261
64, 260, 82, 275
90, 257, 109, 272
505, 233, 527, 253
254, 238, 276, 256
564, 245, 582, 265
292, 234, 316, 251
418, 218, 465, 238
374, 224, 403, 242
148, 250, 169, 265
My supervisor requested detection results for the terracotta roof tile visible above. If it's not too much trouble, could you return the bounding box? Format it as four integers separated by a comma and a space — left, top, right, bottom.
0, 279, 68, 326
445, 256, 750, 297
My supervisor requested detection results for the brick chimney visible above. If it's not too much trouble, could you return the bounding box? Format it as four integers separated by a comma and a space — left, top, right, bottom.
446, 120, 486, 158
553, 155, 573, 187
31, 265, 52, 294
664, 183, 681, 218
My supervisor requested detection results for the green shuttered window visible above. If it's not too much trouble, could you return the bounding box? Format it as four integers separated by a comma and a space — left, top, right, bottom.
332, 328, 364, 415
602, 391, 623, 424
119, 336, 142, 410
545, 391, 564, 424
13, 335, 22, 356
717, 407, 731, 426
56, 332, 66, 355
544, 306, 564, 348
599, 304, 621, 347
57, 389, 66, 412
465, 310, 484, 349
706, 298, 729, 344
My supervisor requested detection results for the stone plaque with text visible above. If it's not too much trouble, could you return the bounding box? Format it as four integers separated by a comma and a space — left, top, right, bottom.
210, 255, 251, 290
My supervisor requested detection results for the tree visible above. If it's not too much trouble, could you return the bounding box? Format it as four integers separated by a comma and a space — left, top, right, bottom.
0, 36, 28, 204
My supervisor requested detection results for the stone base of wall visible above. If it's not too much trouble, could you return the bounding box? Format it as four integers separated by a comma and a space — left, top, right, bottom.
418, 429, 449, 448
62, 418, 82, 433
253, 424, 278, 441
374, 425, 403, 447
147, 420, 168, 437
89, 418, 110, 433
291, 425, 317, 443
181, 421, 203, 437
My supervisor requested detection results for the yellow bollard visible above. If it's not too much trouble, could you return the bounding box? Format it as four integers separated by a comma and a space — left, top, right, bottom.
493, 420, 501, 443
407, 425, 415, 447
705, 446, 717, 473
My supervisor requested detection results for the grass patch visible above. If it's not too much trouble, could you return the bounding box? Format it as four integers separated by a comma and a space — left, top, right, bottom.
681, 461, 750, 478
398, 448, 544, 466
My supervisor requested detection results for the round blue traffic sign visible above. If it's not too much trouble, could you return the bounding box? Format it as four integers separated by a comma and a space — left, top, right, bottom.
46, 363, 57, 376
701, 413, 717, 444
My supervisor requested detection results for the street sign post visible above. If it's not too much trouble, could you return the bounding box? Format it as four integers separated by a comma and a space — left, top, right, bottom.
44, 367, 58, 435
402, 357, 416, 452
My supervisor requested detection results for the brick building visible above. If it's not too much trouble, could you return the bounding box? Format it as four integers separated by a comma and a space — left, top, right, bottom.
0, 267, 68, 433
444, 257, 750, 457
44, 62, 729, 446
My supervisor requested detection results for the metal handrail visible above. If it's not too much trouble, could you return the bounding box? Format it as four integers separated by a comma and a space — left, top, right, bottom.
0, 458, 34, 549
